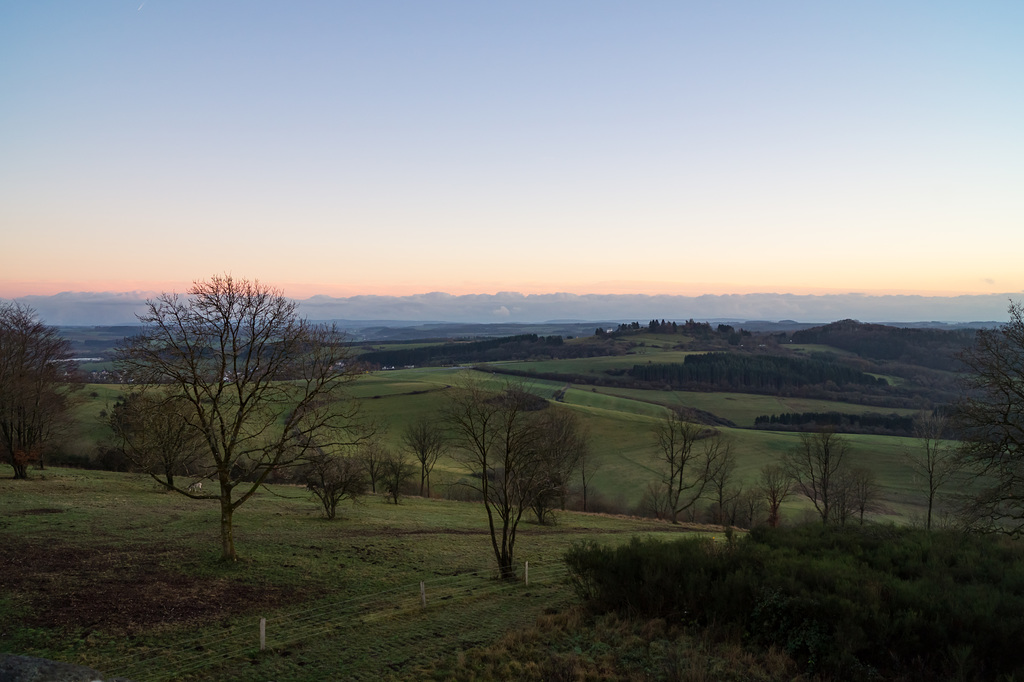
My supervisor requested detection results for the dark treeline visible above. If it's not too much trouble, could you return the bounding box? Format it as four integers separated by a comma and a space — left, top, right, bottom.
357, 334, 612, 368
599, 319, 748, 344
790, 319, 976, 371
753, 411, 916, 436
629, 353, 887, 392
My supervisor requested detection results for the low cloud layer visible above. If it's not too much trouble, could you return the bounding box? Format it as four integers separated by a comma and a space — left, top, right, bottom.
7, 290, 1020, 327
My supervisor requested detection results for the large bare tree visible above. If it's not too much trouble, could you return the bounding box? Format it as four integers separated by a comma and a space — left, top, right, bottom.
443, 377, 553, 579
783, 428, 850, 525
116, 275, 366, 560
0, 302, 78, 479
955, 301, 1024, 535
652, 408, 726, 524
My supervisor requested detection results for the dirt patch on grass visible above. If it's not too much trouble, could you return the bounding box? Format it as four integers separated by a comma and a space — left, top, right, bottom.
9, 508, 65, 515
0, 538, 293, 635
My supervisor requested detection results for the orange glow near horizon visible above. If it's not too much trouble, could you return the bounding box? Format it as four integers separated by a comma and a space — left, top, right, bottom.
2, 276, 1019, 301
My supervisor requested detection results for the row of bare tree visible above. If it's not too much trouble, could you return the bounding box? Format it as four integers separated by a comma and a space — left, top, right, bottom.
5, 279, 1024, 574
642, 406, 969, 532
97, 276, 595, 577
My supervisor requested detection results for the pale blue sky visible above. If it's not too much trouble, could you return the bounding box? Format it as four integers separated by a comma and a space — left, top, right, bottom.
2, 1, 1022, 299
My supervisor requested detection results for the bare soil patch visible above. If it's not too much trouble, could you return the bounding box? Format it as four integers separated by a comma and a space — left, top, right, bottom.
0, 537, 293, 634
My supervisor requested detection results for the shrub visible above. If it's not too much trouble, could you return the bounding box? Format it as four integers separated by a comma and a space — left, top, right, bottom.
565, 525, 1024, 679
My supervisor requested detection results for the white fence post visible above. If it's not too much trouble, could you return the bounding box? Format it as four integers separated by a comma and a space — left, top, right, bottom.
259, 617, 266, 651
420, 581, 426, 607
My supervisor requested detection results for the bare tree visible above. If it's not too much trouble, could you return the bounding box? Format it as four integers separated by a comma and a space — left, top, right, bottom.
0, 302, 79, 479
443, 377, 550, 579
954, 302, 1024, 535
401, 417, 447, 497
905, 412, 963, 530
115, 275, 366, 561
952, 302, 1024, 535
359, 440, 389, 494
529, 408, 589, 524
848, 467, 880, 525
737, 487, 764, 528
304, 448, 366, 520
578, 445, 601, 513
759, 463, 792, 528
652, 408, 726, 524
380, 449, 416, 505
783, 428, 850, 525
108, 390, 205, 491
707, 439, 739, 526
636, 481, 673, 520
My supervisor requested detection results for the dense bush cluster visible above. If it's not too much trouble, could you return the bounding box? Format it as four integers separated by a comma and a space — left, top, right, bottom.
565, 525, 1024, 680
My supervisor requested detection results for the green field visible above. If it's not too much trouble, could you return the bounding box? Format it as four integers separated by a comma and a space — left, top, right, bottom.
2, 329, 972, 680
65, 363, 934, 524
0, 468, 717, 681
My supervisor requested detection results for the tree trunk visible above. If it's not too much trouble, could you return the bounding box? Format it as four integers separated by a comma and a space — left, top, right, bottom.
220, 497, 237, 561
498, 549, 516, 580
12, 462, 28, 479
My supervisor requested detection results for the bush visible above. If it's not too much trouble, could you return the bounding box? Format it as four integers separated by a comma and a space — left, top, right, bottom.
565, 525, 1024, 679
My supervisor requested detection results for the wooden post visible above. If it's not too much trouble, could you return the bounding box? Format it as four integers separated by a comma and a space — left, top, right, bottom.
525, 561, 529, 586
259, 617, 266, 651
420, 581, 426, 607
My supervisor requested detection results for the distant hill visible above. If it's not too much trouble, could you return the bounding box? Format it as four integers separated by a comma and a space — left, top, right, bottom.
790, 319, 976, 371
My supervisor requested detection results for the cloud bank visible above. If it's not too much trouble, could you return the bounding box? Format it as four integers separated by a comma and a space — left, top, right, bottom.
8, 291, 1020, 327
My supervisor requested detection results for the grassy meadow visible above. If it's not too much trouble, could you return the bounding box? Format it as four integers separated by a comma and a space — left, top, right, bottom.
0, 467, 716, 681
340, 363, 933, 523
67, 353, 937, 523
2, 329, 959, 679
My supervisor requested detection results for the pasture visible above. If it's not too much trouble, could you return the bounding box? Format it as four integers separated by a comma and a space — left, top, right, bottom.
3, 329, 970, 679
0, 468, 714, 681
67, 358, 936, 522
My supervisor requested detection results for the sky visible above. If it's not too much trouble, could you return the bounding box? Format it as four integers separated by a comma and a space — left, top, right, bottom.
2, 1, 1023, 306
